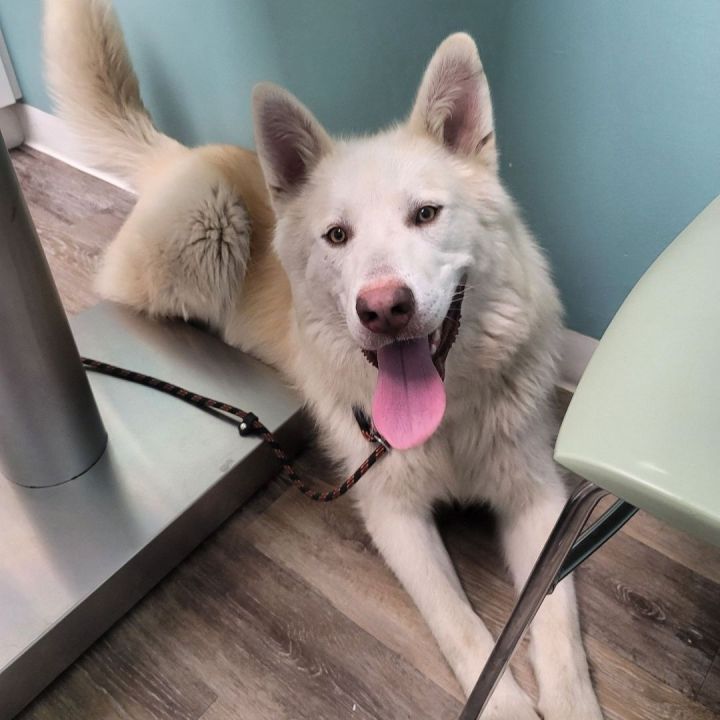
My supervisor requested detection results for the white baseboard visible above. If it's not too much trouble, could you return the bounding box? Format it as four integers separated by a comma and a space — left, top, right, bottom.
558, 328, 598, 392
15, 104, 598, 389
0, 104, 23, 148
17, 104, 133, 192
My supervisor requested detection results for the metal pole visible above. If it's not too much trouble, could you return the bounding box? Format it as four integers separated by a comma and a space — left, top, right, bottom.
0, 133, 107, 487
554, 499, 637, 586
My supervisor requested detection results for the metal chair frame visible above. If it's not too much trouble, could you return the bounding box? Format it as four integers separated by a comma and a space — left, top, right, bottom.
459, 481, 638, 719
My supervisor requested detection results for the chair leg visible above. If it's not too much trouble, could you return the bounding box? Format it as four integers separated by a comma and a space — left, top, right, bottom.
458, 481, 608, 720
555, 498, 638, 586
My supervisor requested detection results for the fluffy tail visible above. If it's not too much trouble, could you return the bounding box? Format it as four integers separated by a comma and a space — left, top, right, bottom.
44, 0, 183, 188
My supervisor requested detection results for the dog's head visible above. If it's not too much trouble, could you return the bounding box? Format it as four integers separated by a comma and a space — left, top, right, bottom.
253, 34, 508, 449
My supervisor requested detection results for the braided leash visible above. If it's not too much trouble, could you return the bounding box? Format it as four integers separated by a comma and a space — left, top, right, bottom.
81, 357, 389, 502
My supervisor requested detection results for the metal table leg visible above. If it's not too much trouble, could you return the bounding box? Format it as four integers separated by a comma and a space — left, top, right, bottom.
0, 131, 107, 487
458, 481, 614, 720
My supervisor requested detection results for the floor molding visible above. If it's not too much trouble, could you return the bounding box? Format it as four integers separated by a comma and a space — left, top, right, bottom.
0, 104, 23, 148
559, 328, 599, 391
17, 104, 133, 192
16, 103, 598, 389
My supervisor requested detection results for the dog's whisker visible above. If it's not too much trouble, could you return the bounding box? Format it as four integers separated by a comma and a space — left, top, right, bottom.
450, 285, 476, 298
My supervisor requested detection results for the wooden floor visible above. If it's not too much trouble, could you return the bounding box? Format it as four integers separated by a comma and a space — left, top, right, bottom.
10, 145, 720, 719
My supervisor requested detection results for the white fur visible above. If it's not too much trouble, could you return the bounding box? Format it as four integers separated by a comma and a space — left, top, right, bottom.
95, 151, 251, 327
44, 0, 183, 188
45, 4, 603, 717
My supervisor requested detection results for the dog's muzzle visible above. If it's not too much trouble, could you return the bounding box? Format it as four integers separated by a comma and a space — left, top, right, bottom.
363, 281, 465, 379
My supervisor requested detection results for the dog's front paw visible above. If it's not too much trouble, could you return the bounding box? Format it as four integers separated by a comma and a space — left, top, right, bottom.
458, 671, 539, 720
452, 624, 540, 719
481, 680, 541, 720
538, 687, 604, 720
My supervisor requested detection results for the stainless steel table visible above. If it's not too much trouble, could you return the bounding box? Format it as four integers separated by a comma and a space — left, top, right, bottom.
0, 131, 305, 719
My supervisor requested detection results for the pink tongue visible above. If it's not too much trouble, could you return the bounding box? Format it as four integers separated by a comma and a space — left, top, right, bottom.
372, 338, 447, 450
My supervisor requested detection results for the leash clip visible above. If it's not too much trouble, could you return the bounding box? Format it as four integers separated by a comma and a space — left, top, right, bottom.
352, 406, 392, 452
238, 412, 259, 436
370, 430, 392, 453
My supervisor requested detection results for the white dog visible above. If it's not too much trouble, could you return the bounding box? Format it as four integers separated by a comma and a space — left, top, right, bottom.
45, 1, 603, 717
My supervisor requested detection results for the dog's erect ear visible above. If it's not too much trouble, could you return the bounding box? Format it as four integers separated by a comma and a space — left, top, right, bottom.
253, 83, 333, 203
409, 33, 496, 167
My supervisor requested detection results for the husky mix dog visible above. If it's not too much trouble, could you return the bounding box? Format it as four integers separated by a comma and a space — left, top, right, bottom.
44, 1, 603, 717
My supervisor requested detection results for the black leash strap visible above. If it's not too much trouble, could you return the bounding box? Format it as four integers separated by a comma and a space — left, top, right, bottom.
81, 357, 389, 502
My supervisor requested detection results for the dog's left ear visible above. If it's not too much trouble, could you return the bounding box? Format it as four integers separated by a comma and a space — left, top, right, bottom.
409, 33, 496, 168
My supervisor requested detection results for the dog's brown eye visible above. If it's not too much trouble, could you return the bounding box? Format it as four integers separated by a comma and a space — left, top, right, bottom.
325, 226, 347, 245
415, 205, 439, 224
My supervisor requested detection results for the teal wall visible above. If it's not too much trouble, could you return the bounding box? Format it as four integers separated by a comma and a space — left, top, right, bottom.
0, 0, 45, 106
0, 0, 504, 145
492, 0, 720, 337
1, 0, 719, 338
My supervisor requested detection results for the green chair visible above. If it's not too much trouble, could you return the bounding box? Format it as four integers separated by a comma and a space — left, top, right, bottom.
459, 195, 720, 718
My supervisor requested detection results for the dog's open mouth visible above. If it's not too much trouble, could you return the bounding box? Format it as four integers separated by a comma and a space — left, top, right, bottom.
361, 283, 463, 379
362, 283, 465, 450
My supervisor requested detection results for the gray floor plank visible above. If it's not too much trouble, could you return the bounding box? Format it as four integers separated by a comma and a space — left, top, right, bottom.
577, 527, 720, 696
697, 650, 720, 713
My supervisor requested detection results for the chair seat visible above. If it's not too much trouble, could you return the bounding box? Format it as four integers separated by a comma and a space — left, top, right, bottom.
555, 196, 720, 548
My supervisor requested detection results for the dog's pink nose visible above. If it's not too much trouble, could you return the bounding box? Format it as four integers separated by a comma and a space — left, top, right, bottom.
356, 282, 415, 335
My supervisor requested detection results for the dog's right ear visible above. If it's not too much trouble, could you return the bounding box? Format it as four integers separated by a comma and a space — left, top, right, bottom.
253, 83, 333, 205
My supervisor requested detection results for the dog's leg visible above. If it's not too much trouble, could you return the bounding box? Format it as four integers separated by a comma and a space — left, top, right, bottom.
498, 466, 604, 720
358, 490, 540, 719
